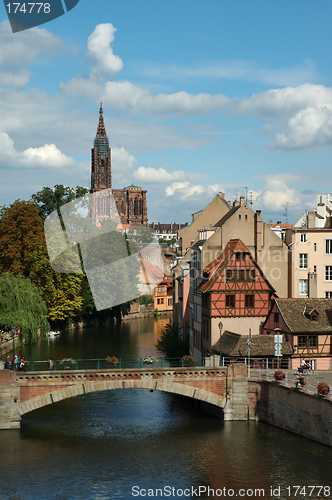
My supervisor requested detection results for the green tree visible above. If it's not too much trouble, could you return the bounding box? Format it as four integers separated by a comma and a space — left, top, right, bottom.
29, 245, 83, 323
0, 272, 49, 343
155, 322, 188, 359
31, 184, 89, 218
0, 199, 83, 324
0, 200, 45, 276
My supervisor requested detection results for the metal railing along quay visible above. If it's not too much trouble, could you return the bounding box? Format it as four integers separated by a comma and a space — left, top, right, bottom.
15, 357, 202, 372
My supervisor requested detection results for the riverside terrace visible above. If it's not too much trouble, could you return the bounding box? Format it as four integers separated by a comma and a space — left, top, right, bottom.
1, 363, 332, 446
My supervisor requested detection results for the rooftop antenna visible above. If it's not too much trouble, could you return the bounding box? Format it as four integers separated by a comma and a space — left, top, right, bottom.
249, 191, 253, 207
243, 187, 248, 203
235, 189, 238, 201
283, 202, 291, 224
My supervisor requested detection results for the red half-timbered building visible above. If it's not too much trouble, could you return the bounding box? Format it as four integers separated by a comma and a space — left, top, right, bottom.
197, 239, 276, 356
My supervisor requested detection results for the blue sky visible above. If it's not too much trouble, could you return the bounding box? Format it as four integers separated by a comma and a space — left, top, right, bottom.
1, 0, 332, 224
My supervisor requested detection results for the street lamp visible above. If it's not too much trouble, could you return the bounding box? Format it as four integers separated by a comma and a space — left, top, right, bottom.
218, 321, 223, 366
247, 328, 252, 377
11, 325, 16, 363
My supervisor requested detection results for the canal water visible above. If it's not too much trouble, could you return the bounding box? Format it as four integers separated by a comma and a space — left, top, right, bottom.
1, 317, 332, 500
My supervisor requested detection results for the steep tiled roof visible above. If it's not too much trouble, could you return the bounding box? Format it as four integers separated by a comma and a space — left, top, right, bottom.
197, 238, 273, 293
215, 205, 240, 228
212, 331, 292, 357
141, 261, 164, 284
275, 298, 332, 333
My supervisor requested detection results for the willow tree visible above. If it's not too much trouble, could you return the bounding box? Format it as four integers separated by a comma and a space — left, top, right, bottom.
0, 272, 49, 343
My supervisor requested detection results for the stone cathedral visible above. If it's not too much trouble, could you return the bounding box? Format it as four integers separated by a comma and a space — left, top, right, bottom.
91, 104, 148, 226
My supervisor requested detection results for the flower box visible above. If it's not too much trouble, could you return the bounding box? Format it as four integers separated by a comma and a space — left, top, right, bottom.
294, 376, 305, 388
142, 356, 157, 365
106, 356, 120, 367
181, 355, 195, 367
317, 382, 330, 396
274, 370, 285, 381
59, 358, 76, 370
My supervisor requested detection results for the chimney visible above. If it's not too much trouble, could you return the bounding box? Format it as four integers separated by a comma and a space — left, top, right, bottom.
255, 210, 263, 259
240, 196, 245, 206
219, 192, 225, 199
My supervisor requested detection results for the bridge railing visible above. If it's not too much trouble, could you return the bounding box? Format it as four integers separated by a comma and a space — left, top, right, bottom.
11, 355, 292, 372
16, 357, 205, 372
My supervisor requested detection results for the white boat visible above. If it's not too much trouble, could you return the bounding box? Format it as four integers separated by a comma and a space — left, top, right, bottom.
48, 330, 61, 337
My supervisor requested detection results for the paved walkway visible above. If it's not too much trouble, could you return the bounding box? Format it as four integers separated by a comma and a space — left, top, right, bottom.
249, 368, 332, 398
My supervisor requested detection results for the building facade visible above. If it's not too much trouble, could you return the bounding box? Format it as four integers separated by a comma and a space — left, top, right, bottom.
263, 298, 332, 370
285, 202, 332, 298
91, 105, 148, 226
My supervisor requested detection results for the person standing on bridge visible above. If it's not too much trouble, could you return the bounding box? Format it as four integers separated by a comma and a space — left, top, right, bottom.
49, 357, 54, 371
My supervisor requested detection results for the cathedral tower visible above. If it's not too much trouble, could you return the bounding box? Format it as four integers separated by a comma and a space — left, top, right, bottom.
91, 103, 111, 192
90, 105, 148, 226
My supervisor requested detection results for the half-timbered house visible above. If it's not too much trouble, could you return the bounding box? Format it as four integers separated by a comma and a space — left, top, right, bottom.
262, 298, 332, 370
197, 239, 276, 357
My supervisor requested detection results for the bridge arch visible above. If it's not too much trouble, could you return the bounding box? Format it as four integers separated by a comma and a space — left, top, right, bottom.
17, 369, 229, 419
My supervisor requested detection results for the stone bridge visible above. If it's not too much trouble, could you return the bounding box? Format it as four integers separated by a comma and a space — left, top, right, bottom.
0, 364, 248, 429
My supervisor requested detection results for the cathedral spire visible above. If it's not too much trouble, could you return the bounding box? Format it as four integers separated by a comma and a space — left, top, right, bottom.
96, 102, 107, 137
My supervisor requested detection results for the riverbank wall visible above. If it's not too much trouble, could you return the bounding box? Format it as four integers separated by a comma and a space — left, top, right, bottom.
249, 380, 332, 447
0, 336, 20, 357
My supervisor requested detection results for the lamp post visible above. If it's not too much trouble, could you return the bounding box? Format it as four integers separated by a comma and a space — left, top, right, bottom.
218, 321, 223, 366
247, 328, 252, 377
11, 325, 16, 363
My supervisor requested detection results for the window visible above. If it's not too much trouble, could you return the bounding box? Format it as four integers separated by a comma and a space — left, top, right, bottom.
298, 335, 317, 348
226, 269, 234, 281
314, 266, 316, 272
235, 253, 242, 261
298, 336, 306, 348
274, 312, 279, 324
248, 269, 256, 281
157, 286, 165, 293
168, 298, 172, 306
314, 243, 317, 251
239, 214, 241, 219
326, 291, 332, 298
299, 254, 308, 269
300, 233, 307, 243
326, 266, 332, 281
238, 269, 245, 281
225, 294, 235, 308
245, 295, 254, 308
326, 240, 332, 254
245, 215, 247, 219
299, 279, 308, 295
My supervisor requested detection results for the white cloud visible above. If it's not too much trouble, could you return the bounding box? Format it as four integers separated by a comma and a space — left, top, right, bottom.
139, 59, 316, 87
0, 20, 61, 71
59, 75, 103, 99
0, 132, 77, 169
134, 166, 186, 183
0, 70, 31, 90
86, 24, 123, 78
255, 177, 302, 212
102, 82, 230, 114
165, 181, 224, 200
111, 146, 137, 175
